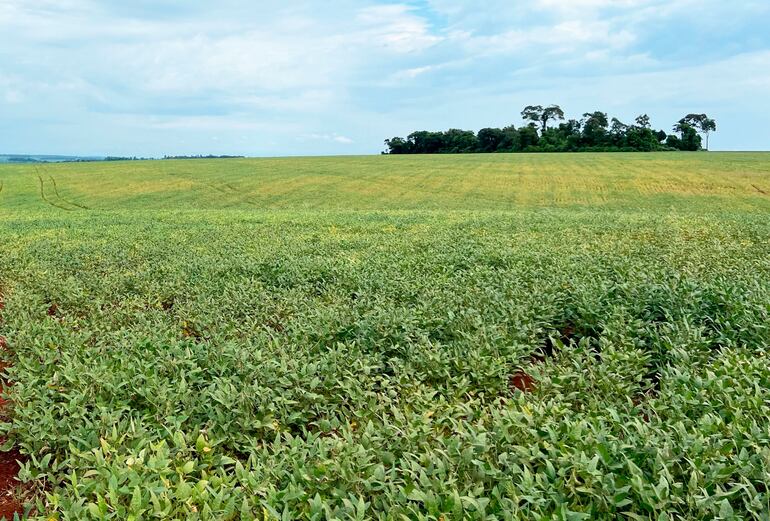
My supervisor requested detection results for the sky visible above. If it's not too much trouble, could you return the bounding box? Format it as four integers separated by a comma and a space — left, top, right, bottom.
1, 0, 769, 156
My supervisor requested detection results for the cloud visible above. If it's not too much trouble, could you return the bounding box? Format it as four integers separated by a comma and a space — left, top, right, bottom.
451, 19, 637, 57
537, 0, 657, 14
305, 133, 355, 145
0, 0, 768, 155
356, 4, 443, 53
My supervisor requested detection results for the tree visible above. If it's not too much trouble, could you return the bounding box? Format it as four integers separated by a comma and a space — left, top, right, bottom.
521, 105, 543, 130
672, 122, 702, 151
701, 118, 716, 150
407, 131, 445, 154
477, 128, 505, 152
581, 111, 609, 147
635, 114, 651, 128
518, 124, 540, 150
381, 107, 711, 154
521, 105, 565, 134
384, 137, 410, 154
583, 111, 609, 128
443, 129, 478, 153
623, 115, 662, 151
499, 125, 520, 151
625, 125, 661, 152
610, 118, 629, 146
679, 114, 716, 150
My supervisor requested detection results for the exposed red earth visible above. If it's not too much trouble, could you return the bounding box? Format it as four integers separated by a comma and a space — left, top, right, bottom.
0, 448, 23, 521
0, 293, 26, 520
509, 370, 536, 393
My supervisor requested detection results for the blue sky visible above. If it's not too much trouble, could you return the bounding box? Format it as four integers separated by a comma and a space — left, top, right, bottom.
1, 0, 769, 156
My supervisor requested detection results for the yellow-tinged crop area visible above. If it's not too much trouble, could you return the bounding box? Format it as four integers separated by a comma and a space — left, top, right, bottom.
1, 153, 770, 519
1, 153, 769, 211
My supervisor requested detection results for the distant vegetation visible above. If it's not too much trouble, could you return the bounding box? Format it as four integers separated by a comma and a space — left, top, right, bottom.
384, 106, 717, 154
0, 154, 103, 164
105, 155, 245, 161
0, 154, 246, 164
162, 154, 245, 160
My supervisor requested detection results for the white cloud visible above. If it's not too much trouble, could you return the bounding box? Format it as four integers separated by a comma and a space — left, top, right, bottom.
305, 133, 354, 145
0, 0, 768, 154
453, 19, 636, 57
355, 4, 442, 53
537, 0, 656, 13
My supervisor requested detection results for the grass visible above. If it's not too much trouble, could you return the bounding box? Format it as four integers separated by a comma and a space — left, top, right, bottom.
1, 152, 770, 519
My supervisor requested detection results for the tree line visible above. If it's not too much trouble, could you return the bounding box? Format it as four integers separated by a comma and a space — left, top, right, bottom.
101, 155, 245, 161
384, 106, 716, 154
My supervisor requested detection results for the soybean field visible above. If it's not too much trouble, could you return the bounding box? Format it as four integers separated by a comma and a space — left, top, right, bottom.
1, 152, 770, 519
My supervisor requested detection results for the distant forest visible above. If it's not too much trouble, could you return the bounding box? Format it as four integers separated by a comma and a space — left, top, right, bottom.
384, 106, 716, 154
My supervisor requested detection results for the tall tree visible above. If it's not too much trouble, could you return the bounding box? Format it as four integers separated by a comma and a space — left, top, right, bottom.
679, 114, 716, 150
610, 118, 629, 138
521, 105, 565, 134
521, 105, 543, 130
672, 121, 702, 151
582, 111, 609, 147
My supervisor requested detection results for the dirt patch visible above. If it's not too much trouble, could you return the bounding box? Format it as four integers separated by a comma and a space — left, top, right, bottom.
509, 370, 536, 393
0, 293, 28, 520
0, 446, 24, 520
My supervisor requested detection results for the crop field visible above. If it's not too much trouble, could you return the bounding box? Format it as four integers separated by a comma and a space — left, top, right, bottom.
1, 152, 770, 519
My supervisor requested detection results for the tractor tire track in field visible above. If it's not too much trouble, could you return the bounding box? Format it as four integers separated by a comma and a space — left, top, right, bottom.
33, 166, 89, 211
0, 291, 27, 520
48, 176, 90, 210
36, 173, 74, 211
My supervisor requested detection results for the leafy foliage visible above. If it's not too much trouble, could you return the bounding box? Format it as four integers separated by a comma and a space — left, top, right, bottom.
385, 106, 716, 154
0, 155, 769, 519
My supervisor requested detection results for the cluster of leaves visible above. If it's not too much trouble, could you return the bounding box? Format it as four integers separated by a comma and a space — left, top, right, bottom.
0, 207, 768, 519
384, 106, 716, 154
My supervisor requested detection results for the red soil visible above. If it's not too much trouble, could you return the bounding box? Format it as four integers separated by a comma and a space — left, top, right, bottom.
509, 370, 536, 393
0, 294, 25, 520
0, 447, 23, 520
